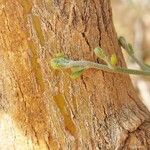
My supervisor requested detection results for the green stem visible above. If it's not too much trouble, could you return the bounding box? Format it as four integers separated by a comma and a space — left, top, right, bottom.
126, 51, 150, 71
118, 36, 150, 71
63, 60, 150, 76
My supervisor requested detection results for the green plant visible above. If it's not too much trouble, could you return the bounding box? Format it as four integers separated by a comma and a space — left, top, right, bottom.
118, 36, 150, 71
50, 37, 150, 79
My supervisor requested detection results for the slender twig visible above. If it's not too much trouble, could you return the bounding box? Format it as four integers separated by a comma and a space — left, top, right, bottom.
128, 53, 149, 71
50, 43, 150, 78
63, 60, 150, 76
118, 36, 150, 71
51, 58, 150, 76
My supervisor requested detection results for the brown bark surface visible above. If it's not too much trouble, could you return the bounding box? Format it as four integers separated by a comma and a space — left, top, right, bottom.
0, 0, 150, 149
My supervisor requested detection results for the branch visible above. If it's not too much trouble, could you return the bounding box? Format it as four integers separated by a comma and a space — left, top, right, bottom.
118, 36, 150, 71
50, 41, 150, 79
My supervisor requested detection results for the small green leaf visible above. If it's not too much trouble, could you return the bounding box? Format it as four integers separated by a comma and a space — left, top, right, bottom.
94, 47, 114, 68
94, 47, 106, 59
128, 43, 134, 54
118, 36, 128, 49
71, 67, 84, 72
111, 54, 117, 66
50, 55, 69, 69
51, 58, 61, 69
70, 68, 85, 79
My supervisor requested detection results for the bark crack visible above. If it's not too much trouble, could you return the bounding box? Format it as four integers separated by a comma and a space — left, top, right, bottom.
92, 0, 102, 47
80, 75, 87, 91
81, 32, 92, 52
122, 120, 150, 149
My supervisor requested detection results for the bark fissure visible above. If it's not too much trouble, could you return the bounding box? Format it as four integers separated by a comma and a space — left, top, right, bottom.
122, 121, 150, 149
81, 32, 92, 52
92, 0, 102, 47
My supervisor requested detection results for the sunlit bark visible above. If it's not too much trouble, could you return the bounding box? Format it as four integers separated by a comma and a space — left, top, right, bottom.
0, 0, 150, 149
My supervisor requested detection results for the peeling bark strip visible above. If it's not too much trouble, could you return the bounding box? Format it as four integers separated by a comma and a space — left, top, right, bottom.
0, 0, 150, 149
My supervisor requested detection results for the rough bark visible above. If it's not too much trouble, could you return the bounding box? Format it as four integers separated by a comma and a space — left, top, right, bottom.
0, 0, 150, 149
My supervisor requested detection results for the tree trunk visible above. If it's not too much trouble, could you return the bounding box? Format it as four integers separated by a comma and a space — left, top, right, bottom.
0, 0, 150, 149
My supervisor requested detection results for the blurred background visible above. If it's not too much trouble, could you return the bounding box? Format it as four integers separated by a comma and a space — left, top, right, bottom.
112, 0, 150, 111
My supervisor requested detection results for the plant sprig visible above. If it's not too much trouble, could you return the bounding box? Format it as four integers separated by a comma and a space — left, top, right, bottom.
118, 36, 150, 71
50, 37, 150, 79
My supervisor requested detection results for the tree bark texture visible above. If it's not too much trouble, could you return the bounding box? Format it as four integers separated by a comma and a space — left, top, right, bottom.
0, 0, 150, 149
